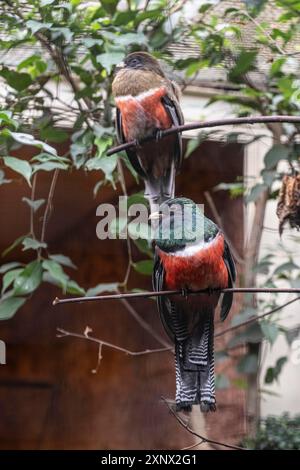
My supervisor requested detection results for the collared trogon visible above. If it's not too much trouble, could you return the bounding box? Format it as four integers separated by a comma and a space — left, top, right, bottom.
112, 52, 184, 211
151, 198, 236, 412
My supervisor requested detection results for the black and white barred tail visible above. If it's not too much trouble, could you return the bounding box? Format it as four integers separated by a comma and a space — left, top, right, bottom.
170, 305, 216, 412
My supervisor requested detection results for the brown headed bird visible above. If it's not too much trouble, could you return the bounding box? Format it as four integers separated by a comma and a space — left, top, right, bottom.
112, 52, 184, 211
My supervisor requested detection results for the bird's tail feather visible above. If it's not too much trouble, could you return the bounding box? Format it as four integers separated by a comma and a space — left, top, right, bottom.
173, 309, 216, 413
144, 165, 176, 214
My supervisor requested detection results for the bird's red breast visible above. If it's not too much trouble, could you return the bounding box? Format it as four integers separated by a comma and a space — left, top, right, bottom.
115, 86, 172, 141
158, 233, 229, 292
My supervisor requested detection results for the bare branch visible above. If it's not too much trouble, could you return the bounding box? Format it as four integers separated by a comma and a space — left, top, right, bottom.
106, 115, 300, 156
40, 169, 59, 247
53, 288, 300, 306
161, 396, 246, 451
215, 296, 300, 338
56, 327, 171, 357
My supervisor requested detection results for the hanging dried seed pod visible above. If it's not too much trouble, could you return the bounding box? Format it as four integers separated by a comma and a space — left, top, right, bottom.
276, 173, 300, 236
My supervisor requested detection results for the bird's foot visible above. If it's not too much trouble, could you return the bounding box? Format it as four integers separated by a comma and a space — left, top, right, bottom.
181, 287, 189, 300
155, 128, 163, 142
133, 138, 141, 149
200, 401, 217, 413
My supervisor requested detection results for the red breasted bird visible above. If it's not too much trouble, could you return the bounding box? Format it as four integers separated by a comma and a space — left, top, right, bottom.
151, 198, 236, 412
112, 52, 184, 211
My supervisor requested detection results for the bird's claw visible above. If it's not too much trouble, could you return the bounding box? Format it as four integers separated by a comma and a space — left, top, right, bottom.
133, 138, 141, 149
155, 129, 163, 142
207, 287, 214, 296
181, 287, 189, 300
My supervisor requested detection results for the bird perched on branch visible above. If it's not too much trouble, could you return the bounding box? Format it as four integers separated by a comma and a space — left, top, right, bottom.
151, 198, 236, 412
112, 52, 184, 211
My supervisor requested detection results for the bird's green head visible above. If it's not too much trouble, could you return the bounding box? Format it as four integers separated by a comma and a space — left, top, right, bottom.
151, 197, 218, 253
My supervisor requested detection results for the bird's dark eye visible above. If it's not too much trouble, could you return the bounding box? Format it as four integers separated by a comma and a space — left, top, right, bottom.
128, 57, 140, 68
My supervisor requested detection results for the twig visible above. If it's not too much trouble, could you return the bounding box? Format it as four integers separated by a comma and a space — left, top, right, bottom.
52, 287, 300, 306
56, 328, 171, 356
29, 172, 37, 239
40, 169, 59, 246
106, 115, 300, 156
214, 296, 300, 338
161, 396, 246, 451
181, 440, 204, 450
241, 10, 286, 56
204, 191, 244, 264
119, 297, 172, 349
117, 159, 132, 289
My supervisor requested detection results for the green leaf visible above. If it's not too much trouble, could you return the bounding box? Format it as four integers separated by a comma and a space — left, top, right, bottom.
246, 183, 268, 203
0, 262, 22, 274
22, 237, 47, 251
85, 283, 119, 297
242, 0, 267, 15
86, 155, 117, 186
101, 0, 118, 14
132, 238, 153, 258
26, 20, 53, 34
32, 161, 68, 173
96, 52, 124, 74
237, 354, 258, 374
2, 268, 23, 294
10, 132, 57, 156
0, 297, 26, 320
3, 156, 32, 186
113, 10, 136, 26
185, 132, 210, 158
0, 68, 32, 91
264, 145, 290, 169
265, 356, 287, 384
229, 50, 257, 81
260, 321, 279, 345
40, 127, 68, 143
13, 260, 43, 296
2, 235, 27, 257
22, 198, 45, 212
66, 280, 85, 296
49, 254, 77, 269
133, 260, 154, 276
273, 261, 299, 275
42, 260, 69, 290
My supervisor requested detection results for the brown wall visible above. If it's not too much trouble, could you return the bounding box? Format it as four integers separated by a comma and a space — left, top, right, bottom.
0, 140, 245, 449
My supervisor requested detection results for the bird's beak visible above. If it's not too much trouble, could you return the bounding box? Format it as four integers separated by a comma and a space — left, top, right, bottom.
149, 211, 161, 221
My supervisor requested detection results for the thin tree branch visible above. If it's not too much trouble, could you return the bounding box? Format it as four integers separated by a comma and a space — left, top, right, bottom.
29, 172, 37, 239
106, 115, 300, 156
215, 296, 300, 338
56, 327, 171, 356
40, 169, 59, 246
117, 159, 132, 289
53, 288, 300, 306
161, 396, 246, 451
119, 297, 172, 349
